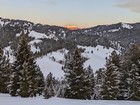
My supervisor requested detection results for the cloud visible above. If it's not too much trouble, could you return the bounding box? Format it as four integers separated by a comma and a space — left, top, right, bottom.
117, 0, 140, 13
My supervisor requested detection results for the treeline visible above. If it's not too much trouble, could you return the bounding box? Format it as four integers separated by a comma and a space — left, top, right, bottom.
0, 33, 140, 101
56, 44, 140, 100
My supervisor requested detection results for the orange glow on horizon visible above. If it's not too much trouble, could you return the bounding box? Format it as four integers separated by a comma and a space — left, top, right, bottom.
65, 25, 80, 30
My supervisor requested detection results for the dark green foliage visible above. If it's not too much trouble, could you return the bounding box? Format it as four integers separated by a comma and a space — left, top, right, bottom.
36, 66, 45, 96
63, 48, 89, 99
0, 47, 11, 93
120, 44, 140, 100
101, 51, 119, 100
10, 34, 45, 97
9, 67, 19, 96
44, 72, 55, 99
85, 65, 95, 99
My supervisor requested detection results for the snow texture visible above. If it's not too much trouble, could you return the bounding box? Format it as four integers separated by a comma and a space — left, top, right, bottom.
3, 44, 117, 78
36, 55, 64, 79
78, 45, 116, 72
121, 23, 133, 29
0, 94, 140, 105
108, 28, 120, 32
3, 46, 15, 63
0, 19, 4, 26
29, 31, 58, 41
29, 40, 41, 53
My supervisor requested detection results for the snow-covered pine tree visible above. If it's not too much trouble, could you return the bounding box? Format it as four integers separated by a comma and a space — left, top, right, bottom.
100, 51, 119, 100
26, 56, 40, 97
10, 34, 44, 97
129, 64, 140, 100
121, 44, 140, 100
63, 48, 88, 99
108, 51, 122, 100
57, 79, 66, 98
118, 59, 130, 100
35, 66, 45, 96
94, 68, 105, 99
44, 72, 55, 99
19, 62, 30, 97
85, 65, 95, 99
9, 65, 20, 96
10, 34, 29, 96
0, 47, 11, 93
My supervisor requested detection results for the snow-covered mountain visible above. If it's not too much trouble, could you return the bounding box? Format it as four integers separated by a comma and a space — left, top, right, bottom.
4, 44, 118, 78
1, 17, 140, 78
36, 45, 117, 78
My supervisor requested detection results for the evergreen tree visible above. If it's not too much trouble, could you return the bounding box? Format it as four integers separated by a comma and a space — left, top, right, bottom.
0, 47, 11, 93
101, 51, 119, 100
9, 65, 20, 96
10, 34, 44, 97
85, 65, 95, 99
120, 44, 140, 100
36, 66, 45, 96
10, 34, 30, 96
44, 72, 55, 99
129, 64, 140, 100
63, 48, 88, 99
94, 68, 105, 99
57, 79, 66, 98
19, 62, 30, 97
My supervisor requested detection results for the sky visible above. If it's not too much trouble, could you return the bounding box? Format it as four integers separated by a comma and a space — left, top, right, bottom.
0, 0, 140, 28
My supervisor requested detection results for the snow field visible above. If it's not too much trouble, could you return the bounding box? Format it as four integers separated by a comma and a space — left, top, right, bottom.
0, 94, 140, 105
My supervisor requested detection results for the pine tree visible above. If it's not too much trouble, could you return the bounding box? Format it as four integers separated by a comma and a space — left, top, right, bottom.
36, 66, 45, 96
129, 64, 140, 100
63, 48, 88, 99
85, 65, 95, 99
101, 51, 119, 100
94, 68, 105, 99
44, 72, 55, 99
10, 34, 30, 96
120, 44, 140, 100
0, 47, 11, 93
10, 34, 44, 97
9, 65, 20, 96
57, 79, 66, 98
19, 62, 30, 97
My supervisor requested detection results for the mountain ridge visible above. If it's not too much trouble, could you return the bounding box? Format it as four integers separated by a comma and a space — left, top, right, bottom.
0, 17, 140, 54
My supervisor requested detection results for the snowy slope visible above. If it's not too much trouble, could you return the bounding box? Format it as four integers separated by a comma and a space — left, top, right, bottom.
0, 94, 140, 105
36, 55, 64, 79
29, 30, 58, 41
78, 45, 117, 72
3, 43, 117, 78
36, 45, 117, 78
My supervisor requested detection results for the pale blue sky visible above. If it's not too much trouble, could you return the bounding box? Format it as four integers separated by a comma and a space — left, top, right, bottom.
0, 0, 140, 27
